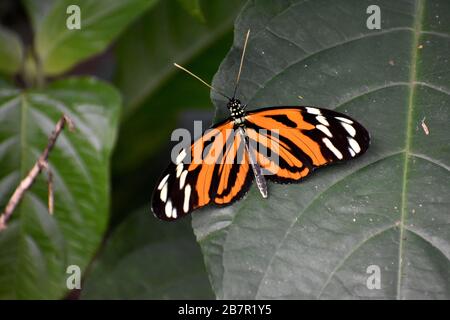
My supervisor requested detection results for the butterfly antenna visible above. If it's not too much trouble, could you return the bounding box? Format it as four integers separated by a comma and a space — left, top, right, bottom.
232, 29, 251, 99
173, 63, 230, 100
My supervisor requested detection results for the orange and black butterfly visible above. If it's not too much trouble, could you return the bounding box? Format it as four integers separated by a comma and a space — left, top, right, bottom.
151, 31, 370, 221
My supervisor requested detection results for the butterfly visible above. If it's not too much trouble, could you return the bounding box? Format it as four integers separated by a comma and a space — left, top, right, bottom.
151, 30, 370, 221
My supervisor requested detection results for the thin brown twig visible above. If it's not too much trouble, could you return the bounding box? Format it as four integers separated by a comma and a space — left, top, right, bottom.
0, 114, 75, 230
40, 161, 54, 215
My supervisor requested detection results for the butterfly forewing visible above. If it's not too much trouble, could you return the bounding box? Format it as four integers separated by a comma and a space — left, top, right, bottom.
244, 106, 370, 183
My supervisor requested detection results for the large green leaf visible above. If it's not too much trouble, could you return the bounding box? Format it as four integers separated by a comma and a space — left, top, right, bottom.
28, 0, 157, 75
0, 26, 23, 74
0, 78, 120, 299
81, 208, 213, 299
192, 0, 450, 299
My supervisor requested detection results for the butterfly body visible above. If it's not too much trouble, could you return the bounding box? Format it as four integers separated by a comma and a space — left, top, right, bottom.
227, 98, 246, 125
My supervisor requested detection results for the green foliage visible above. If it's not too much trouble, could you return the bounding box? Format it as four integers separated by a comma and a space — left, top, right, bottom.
24, 0, 158, 75
0, 78, 120, 299
112, 0, 245, 176
0, 0, 147, 299
81, 208, 213, 299
116, 0, 244, 116
177, 0, 206, 23
110, 33, 235, 222
0, 0, 447, 300
0, 0, 246, 300
192, 0, 450, 299
80, 0, 245, 299
0, 26, 23, 74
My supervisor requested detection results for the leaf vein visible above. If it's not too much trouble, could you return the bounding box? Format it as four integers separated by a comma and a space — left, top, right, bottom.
316, 224, 396, 299
396, 0, 425, 300
249, 27, 413, 104
404, 226, 450, 262
409, 152, 450, 172
254, 151, 404, 298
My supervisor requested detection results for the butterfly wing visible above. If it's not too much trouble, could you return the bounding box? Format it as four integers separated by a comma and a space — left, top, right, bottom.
152, 119, 253, 221
244, 106, 370, 183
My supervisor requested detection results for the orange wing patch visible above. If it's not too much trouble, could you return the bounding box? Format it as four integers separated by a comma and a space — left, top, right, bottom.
180, 121, 252, 208
246, 110, 327, 166
214, 132, 251, 205
188, 121, 234, 207
246, 127, 310, 181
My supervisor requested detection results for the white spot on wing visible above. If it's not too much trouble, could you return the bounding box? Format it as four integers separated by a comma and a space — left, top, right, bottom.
316, 115, 329, 126
165, 200, 173, 218
349, 147, 356, 157
348, 137, 361, 153
316, 124, 333, 137
172, 208, 177, 219
176, 149, 187, 164
183, 184, 191, 213
336, 116, 353, 124
160, 183, 168, 202
176, 163, 183, 178
306, 107, 321, 115
341, 122, 356, 137
322, 137, 343, 159
157, 174, 170, 190
179, 170, 188, 189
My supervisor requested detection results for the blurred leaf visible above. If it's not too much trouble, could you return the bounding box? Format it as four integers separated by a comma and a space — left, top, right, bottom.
177, 0, 205, 23
30, 0, 157, 75
21, 0, 55, 31
0, 76, 12, 88
192, 0, 450, 299
113, 31, 232, 175
0, 77, 120, 299
116, 0, 245, 116
112, 0, 244, 180
0, 26, 23, 74
81, 208, 213, 299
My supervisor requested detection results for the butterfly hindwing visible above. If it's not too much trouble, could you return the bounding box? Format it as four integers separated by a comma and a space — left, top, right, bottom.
152, 119, 253, 221
244, 106, 370, 183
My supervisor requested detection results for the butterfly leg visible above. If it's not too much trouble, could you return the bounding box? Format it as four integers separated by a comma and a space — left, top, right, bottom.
237, 127, 268, 198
